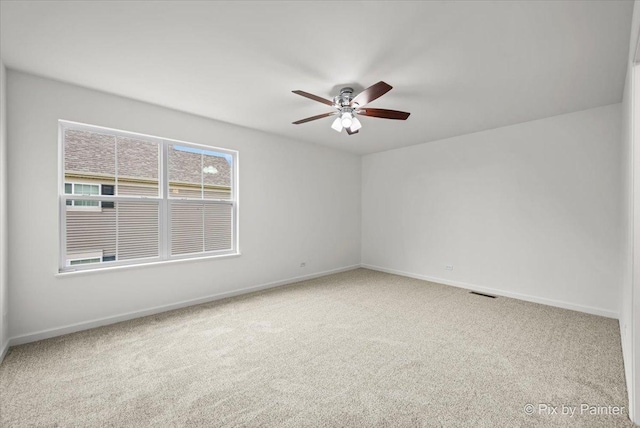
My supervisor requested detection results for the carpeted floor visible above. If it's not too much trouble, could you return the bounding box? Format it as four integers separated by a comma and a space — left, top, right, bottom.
0, 268, 633, 427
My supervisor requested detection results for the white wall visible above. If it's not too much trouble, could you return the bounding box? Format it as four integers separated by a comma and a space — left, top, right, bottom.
362, 104, 622, 318
6, 71, 361, 341
0, 63, 8, 360
620, 0, 640, 423
621, 62, 635, 426
631, 66, 640, 426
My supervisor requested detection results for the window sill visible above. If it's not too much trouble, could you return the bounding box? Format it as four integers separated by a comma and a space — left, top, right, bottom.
56, 252, 241, 277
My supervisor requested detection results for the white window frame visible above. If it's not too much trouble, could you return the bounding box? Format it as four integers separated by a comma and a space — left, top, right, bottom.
58, 120, 239, 273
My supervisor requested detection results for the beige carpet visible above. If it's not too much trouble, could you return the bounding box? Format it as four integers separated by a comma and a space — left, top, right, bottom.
0, 268, 633, 427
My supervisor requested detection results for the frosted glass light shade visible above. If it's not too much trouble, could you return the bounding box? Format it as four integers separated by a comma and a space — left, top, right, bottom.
350, 116, 362, 132
341, 112, 353, 128
331, 117, 343, 132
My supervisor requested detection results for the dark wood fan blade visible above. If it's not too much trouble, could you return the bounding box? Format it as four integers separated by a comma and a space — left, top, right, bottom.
292, 90, 334, 106
350, 81, 392, 107
357, 108, 410, 120
346, 128, 359, 135
292, 111, 337, 125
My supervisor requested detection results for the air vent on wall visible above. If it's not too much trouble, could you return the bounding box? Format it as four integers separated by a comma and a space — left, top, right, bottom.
469, 291, 497, 299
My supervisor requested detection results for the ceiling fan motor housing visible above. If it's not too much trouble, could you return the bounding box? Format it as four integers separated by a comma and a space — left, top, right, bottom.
334, 87, 354, 107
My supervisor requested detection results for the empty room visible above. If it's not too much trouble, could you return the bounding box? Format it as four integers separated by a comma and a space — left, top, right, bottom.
1, 0, 640, 426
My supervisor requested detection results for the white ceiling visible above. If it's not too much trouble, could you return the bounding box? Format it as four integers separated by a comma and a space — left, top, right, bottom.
0, 1, 634, 154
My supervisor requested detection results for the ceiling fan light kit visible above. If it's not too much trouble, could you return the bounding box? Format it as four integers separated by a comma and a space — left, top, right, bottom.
331, 117, 344, 133
292, 81, 410, 136
350, 116, 362, 132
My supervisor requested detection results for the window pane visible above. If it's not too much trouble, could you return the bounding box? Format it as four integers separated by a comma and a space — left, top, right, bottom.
116, 137, 160, 197
117, 201, 159, 260
66, 199, 116, 262
169, 145, 232, 200
65, 199, 159, 265
74, 200, 100, 207
101, 185, 115, 209
101, 184, 114, 196
204, 203, 232, 251
75, 184, 90, 195
70, 258, 100, 266
65, 129, 115, 180
64, 183, 72, 194
170, 202, 204, 255
170, 202, 231, 256
169, 145, 202, 198
203, 152, 232, 200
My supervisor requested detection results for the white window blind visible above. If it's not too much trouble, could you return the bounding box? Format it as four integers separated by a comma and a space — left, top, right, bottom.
59, 121, 238, 272
170, 202, 233, 255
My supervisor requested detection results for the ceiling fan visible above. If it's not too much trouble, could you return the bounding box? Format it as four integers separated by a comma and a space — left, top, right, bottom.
292, 81, 410, 135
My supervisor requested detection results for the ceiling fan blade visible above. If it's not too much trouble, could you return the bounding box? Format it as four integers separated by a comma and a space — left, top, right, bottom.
292, 90, 334, 106
346, 128, 359, 135
350, 81, 393, 107
357, 108, 410, 120
292, 111, 337, 125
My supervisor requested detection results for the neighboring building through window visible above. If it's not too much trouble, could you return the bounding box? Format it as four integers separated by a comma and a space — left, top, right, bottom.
66, 251, 104, 266
70, 258, 101, 265
65, 183, 103, 208
59, 121, 238, 272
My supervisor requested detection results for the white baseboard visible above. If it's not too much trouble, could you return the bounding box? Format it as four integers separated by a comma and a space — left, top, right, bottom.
5, 263, 619, 349
0, 339, 9, 364
361, 264, 619, 319
8, 264, 360, 347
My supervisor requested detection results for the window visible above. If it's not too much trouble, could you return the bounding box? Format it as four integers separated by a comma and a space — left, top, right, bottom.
59, 121, 238, 272
66, 251, 105, 266
65, 183, 105, 208
70, 258, 101, 265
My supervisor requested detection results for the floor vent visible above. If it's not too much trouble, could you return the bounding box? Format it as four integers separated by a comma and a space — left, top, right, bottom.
469, 291, 497, 299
